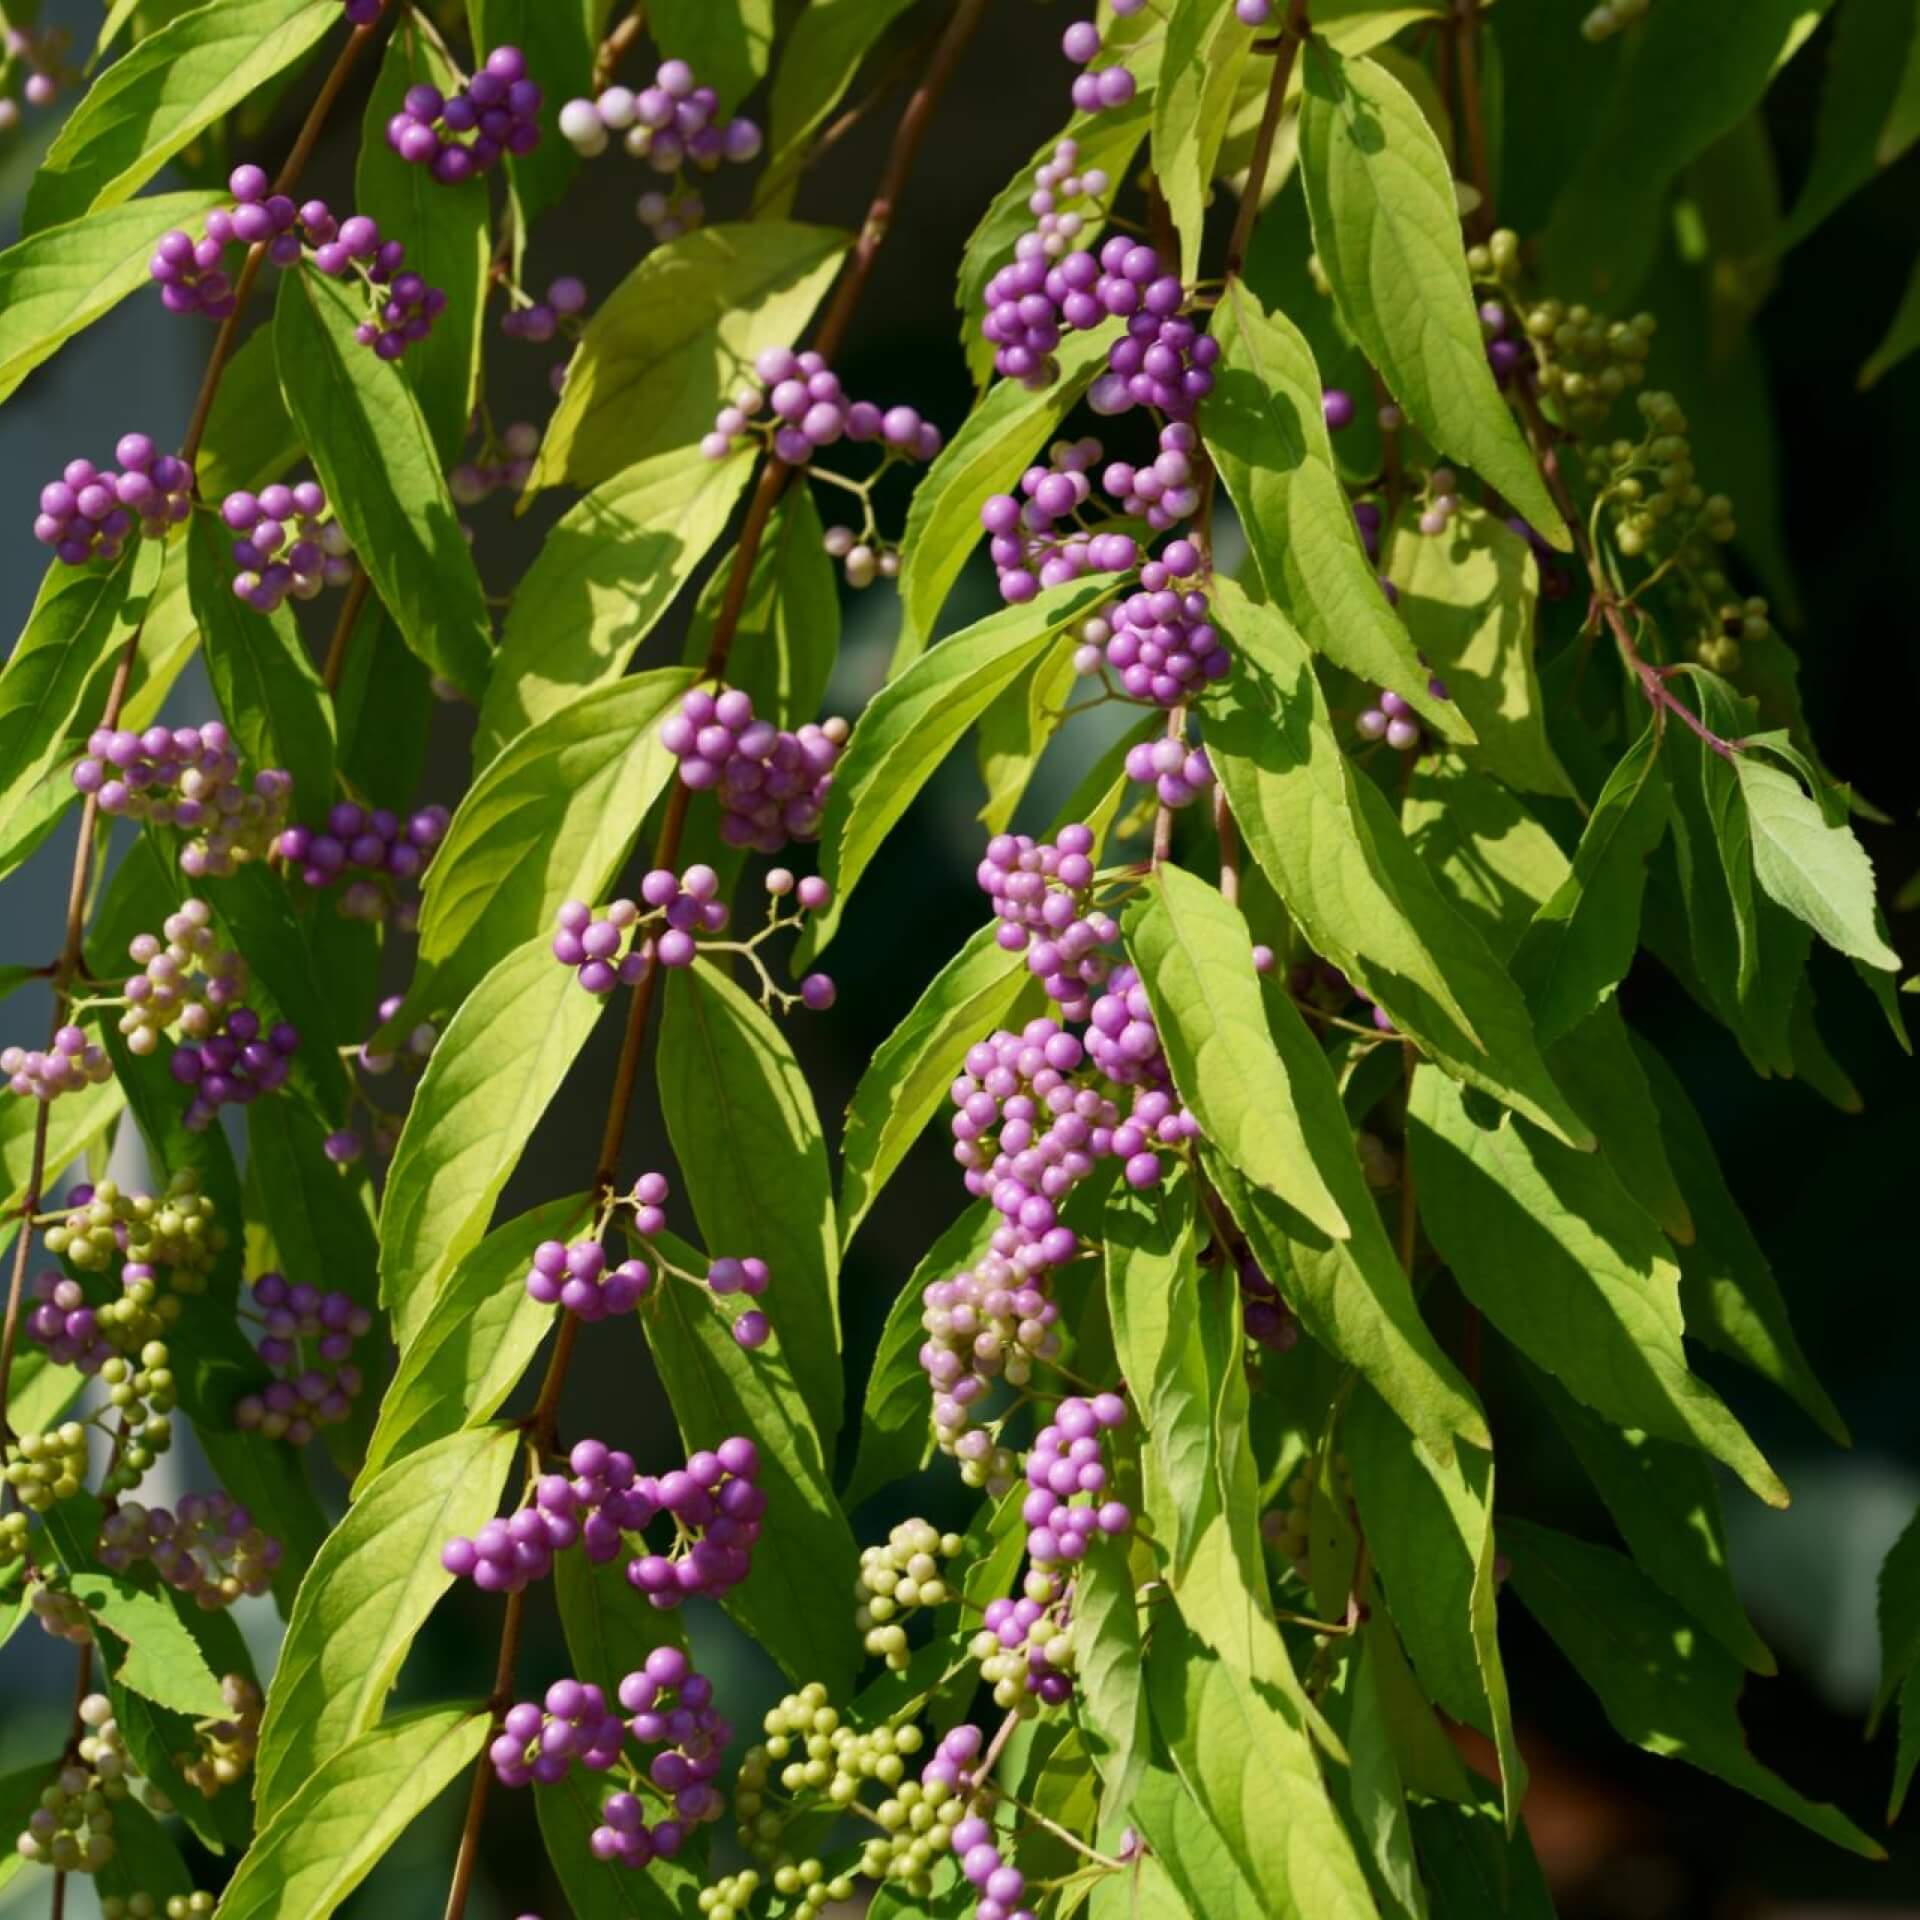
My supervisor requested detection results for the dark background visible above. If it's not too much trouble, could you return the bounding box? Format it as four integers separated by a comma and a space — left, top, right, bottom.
2, 2, 1917, 1915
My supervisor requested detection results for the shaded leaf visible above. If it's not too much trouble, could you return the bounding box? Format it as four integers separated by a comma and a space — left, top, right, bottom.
1154, 0, 1253, 282
648, 0, 775, 110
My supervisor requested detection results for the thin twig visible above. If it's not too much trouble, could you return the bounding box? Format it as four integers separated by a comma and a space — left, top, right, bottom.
1223, 0, 1312, 280
320, 566, 372, 694
1451, 0, 1492, 240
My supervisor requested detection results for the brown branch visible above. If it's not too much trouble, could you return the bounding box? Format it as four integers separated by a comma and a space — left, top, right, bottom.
592, 5, 647, 92
1224, 0, 1312, 280
439, 11, 991, 1911
320, 565, 372, 694
1451, 0, 1493, 239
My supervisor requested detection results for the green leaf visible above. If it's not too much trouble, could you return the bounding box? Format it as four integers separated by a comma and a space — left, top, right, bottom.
1510, 724, 1670, 1045
1345, 1388, 1524, 1825
467, 0, 593, 227
838, 920, 1034, 1249
356, 18, 492, 466
1875, 1510, 1920, 1729
759, 0, 922, 218
1154, 0, 1253, 282
1529, 1364, 1773, 1675
49, 1561, 228, 1720
1203, 284, 1469, 740
647, 1248, 861, 1696
1861, 247, 1920, 388
101, 1663, 250, 1855
1409, 1788, 1557, 1920
1069, 1522, 1149, 1814
0, 190, 224, 405
895, 328, 1110, 665
479, 445, 753, 760
0, 543, 160, 847
1736, 753, 1900, 969
1105, 1175, 1215, 1575
976, 641, 1079, 834
217, 1704, 490, 1920
1504, 1520, 1883, 1858
1326, 1628, 1429, 1920
810, 581, 1108, 948
95, 1795, 195, 1906
555, 1546, 686, 1702
1629, 1037, 1845, 1444
252, 1425, 517, 1824
1543, 0, 1838, 302
197, 326, 304, 506
660, 960, 842, 1447
842, 1201, 997, 1512
1148, 1606, 1379, 1920
333, 595, 433, 810
527, 222, 847, 495
1780, 0, 1920, 246
379, 934, 607, 1345
187, 511, 335, 819
423, 669, 696, 1004
1125, 865, 1346, 1237
648, 0, 774, 110
1205, 576, 1591, 1146
1128, 1761, 1269, 1919
685, 483, 840, 730
1298, 43, 1568, 545
360, 1194, 587, 1489
23, 0, 337, 234
1385, 506, 1572, 795
273, 266, 493, 702
536, 1768, 703, 1918
0, 1064, 124, 1219
1407, 1066, 1786, 1507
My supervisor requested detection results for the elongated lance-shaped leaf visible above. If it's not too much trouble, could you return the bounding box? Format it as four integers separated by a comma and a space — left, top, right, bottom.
1875, 1509, 1920, 1727
1298, 43, 1567, 545
218, 1705, 491, 1920
1409, 1786, 1558, 1920
1203, 285, 1468, 741
466, 0, 593, 228
1862, 247, 1920, 388
0, 191, 223, 405
1527, 1363, 1774, 1675
1511, 723, 1671, 1046
23, 0, 337, 234
274, 267, 494, 702
838, 920, 1036, 1249
1154, 0, 1252, 282
1323, 1627, 1431, 1920
1123, 864, 1346, 1237
422, 669, 696, 1006
645, 1234, 861, 1696
1408, 1065, 1786, 1507
1070, 1524, 1152, 1820
806, 580, 1110, 953
380, 933, 607, 1345
842, 1201, 998, 1512
359, 1193, 587, 1490
1344, 1387, 1526, 1826
95, 1796, 194, 1906
660, 961, 841, 1445
526, 222, 847, 495
648, 0, 775, 110
1205, 576, 1591, 1147
554, 1547, 687, 1705
1129, 1761, 1271, 1918
355, 19, 491, 467
252, 1424, 517, 1824
480, 445, 753, 760
196, 327, 304, 505
895, 327, 1110, 665
1505, 1521, 1883, 1859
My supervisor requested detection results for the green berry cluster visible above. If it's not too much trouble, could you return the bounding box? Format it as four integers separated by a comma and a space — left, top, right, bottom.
4, 1420, 87, 1513
1261, 1453, 1352, 1579
854, 1519, 963, 1670
177, 1673, 261, 1798
102, 1895, 214, 1919
14, 1696, 138, 1873
1521, 297, 1655, 426
856, 1770, 969, 1894
98, 1340, 178, 1496
46, 1172, 225, 1299
28, 1575, 92, 1645
119, 902, 246, 1056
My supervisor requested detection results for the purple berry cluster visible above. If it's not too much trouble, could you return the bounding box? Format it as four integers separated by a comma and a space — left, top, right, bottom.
976, 1589, 1074, 1709
1059, 18, 1138, 113
23, 1273, 112, 1373
1102, 422, 1204, 529
490, 1648, 730, 1865
3, 23, 71, 120
73, 729, 290, 879
1356, 688, 1422, 752
1122, 735, 1213, 809
500, 274, 588, 343
170, 1006, 299, 1134
1022, 1394, 1131, 1568
119, 902, 247, 1057
451, 420, 543, 505
662, 687, 847, 854
979, 439, 1138, 603
526, 1238, 654, 1322
923, 1728, 1034, 1920
386, 47, 541, 182
552, 897, 655, 995
1073, 559, 1229, 708
275, 802, 450, 921
232, 1272, 372, 1444
1238, 1251, 1299, 1351
96, 1494, 280, 1608
152, 169, 445, 360
221, 480, 354, 611
702, 347, 943, 469
3, 1029, 111, 1105
978, 826, 1116, 1021
559, 63, 762, 242
34, 436, 192, 567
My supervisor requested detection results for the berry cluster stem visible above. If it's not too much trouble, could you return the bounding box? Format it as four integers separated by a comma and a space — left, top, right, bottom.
438, 11, 991, 1912
0, 8, 386, 1455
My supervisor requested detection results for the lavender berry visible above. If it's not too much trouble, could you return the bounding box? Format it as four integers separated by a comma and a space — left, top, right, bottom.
386, 47, 543, 182
34, 437, 193, 567
661, 688, 846, 853
221, 479, 354, 611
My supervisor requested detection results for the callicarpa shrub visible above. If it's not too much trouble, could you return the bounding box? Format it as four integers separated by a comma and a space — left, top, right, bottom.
0, 0, 1917, 1915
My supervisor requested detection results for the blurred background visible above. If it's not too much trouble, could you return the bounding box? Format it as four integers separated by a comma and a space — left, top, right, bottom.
2, 0, 1918, 1914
